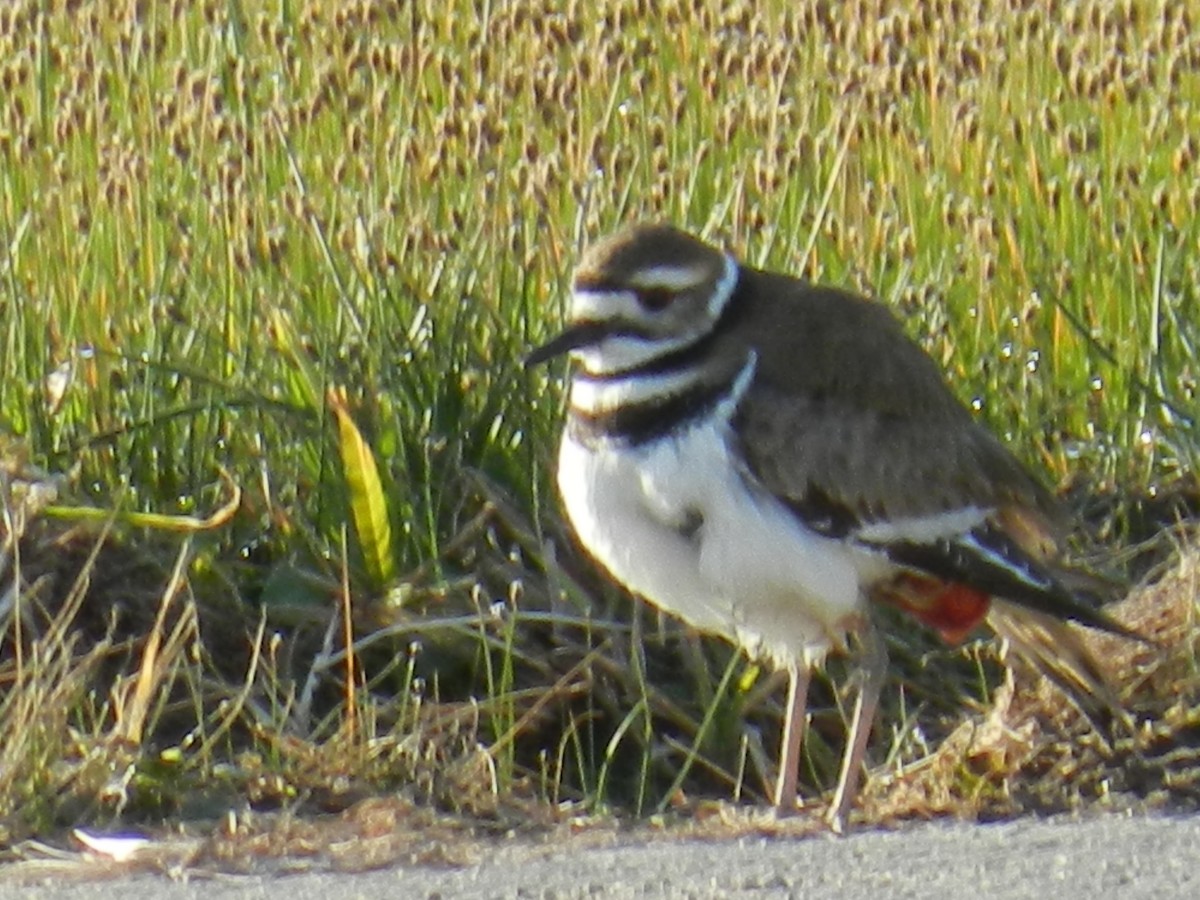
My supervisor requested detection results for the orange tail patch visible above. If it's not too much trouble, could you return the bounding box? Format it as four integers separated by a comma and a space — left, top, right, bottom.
879, 574, 991, 645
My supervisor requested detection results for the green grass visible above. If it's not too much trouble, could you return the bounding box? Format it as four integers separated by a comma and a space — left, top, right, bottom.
1, 0, 1198, 853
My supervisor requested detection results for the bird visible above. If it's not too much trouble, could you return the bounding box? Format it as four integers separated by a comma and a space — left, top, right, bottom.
525, 222, 1137, 830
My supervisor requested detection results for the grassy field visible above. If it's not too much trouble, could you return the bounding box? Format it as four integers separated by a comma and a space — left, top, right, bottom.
1, 0, 1199, 864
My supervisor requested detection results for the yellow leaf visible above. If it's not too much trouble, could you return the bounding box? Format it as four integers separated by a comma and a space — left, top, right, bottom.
328, 389, 395, 587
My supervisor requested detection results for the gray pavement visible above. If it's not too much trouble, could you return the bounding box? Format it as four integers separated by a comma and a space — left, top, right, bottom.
2, 812, 1196, 898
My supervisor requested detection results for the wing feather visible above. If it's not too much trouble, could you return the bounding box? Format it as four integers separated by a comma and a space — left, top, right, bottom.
730, 273, 1138, 642
733, 275, 1058, 529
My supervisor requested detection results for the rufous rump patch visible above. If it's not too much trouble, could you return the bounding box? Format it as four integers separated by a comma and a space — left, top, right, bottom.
879, 573, 992, 644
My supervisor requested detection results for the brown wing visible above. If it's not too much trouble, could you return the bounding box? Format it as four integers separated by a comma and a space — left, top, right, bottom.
729, 272, 1139, 641
732, 272, 1060, 531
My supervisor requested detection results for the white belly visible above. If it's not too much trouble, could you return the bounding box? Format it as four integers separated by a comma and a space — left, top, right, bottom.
557, 420, 891, 669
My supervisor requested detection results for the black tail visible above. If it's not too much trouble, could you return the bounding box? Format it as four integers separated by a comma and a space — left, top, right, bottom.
873, 521, 1145, 643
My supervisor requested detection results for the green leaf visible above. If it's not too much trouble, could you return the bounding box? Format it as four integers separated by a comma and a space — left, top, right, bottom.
269, 308, 324, 413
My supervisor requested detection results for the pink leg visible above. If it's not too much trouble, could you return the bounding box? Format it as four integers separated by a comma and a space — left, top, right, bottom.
826, 624, 887, 832
774, 663, 811, 814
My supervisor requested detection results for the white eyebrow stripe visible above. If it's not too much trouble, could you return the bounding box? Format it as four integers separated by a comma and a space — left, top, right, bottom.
629, 263, 709, 291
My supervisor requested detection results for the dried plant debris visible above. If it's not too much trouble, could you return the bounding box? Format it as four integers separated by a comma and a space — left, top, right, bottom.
1, 477, 1199, 875
863, 533, 1200, 825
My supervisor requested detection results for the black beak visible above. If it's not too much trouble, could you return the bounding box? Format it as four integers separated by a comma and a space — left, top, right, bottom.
524, 321, 607, 368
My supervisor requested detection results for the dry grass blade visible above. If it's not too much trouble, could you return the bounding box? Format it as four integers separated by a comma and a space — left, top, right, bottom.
110, 540, 196, 745
41, 468, 241, 533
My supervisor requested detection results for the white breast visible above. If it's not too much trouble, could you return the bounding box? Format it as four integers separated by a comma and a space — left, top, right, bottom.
556, 416, 889, 669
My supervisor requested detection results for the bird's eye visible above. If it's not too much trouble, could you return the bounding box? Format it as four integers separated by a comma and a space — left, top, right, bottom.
637, 287, 674, 310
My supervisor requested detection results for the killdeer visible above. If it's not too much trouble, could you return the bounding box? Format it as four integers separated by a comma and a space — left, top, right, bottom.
526, 222, 1136, 830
